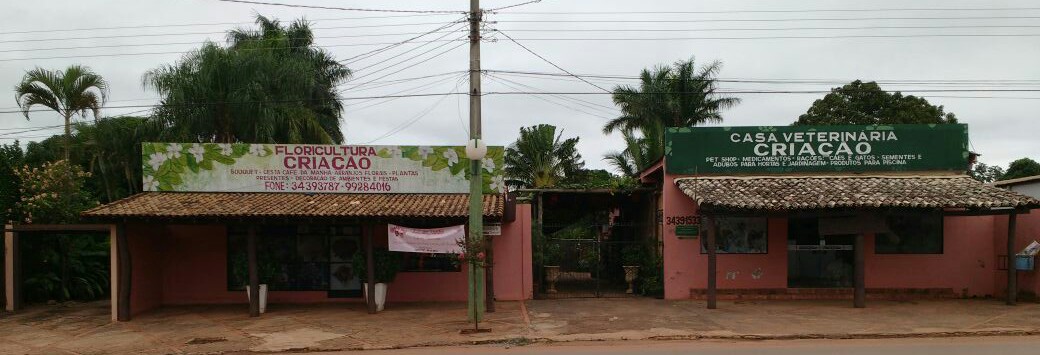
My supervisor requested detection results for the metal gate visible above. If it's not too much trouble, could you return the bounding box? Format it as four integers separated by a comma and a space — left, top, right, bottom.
536, 224, 646, 299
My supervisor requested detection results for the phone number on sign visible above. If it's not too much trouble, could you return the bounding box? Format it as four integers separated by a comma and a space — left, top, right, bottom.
289, 182, 393, 192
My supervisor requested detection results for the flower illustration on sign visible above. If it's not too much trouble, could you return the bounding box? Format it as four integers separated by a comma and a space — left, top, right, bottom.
165, 143, 182, 159
443, 149, 459, 165
248, 144, 266, 156
218, 143, 233, 156
481, 157, 495, 172
188, 143, 206, 162
142, 175, 159, 191
148, 152, 167, 171
418, 146, 434, 159
489, 175, 505, 193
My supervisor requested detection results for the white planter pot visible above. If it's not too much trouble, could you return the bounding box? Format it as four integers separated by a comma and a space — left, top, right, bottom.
363, 283, 388, 312
246, 284, 268, 314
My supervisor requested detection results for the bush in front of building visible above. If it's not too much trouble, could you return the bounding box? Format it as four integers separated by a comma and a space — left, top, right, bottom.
351, 249, 403, 284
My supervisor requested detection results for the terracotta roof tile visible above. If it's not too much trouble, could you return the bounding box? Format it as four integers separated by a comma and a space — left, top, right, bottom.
675, 176, 1040, 211
82, 192, 503, 219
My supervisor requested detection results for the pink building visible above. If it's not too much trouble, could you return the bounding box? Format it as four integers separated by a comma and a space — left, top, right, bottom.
644, 124, 1040, 307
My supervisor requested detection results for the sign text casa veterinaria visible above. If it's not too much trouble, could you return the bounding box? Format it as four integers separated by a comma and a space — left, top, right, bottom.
141, 143, 505, 194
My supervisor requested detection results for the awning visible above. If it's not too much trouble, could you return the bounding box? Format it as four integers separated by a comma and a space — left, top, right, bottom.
675, 175, 1040, 211
82, 192, 504, 220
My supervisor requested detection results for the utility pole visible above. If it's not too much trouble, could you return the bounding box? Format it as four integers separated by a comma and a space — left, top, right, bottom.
466, 0, 486, 325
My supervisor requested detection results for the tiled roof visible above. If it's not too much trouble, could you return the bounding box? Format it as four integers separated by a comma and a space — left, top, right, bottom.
675, 175, 1040, 211
82, 192, 503, 219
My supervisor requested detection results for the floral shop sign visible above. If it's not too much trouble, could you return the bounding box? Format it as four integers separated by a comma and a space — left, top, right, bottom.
141, 143, 505, 193
387, 224, 464, 254
665, 124, 969, 174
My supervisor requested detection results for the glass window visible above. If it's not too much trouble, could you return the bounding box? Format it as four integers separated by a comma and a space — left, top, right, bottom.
875, 211, 943, 254
402, 253, 461, 272
701, 217, 769, 254
228, 225, 358, 291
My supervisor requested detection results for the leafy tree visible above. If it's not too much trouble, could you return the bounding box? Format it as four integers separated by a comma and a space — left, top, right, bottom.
795, 80, 957, 125
605, 58, 737, 174
969, 162, 1005, 183
504, 124, 584, 188
14, 65, 109, 160
1000, 158, 1040, 181
75, 116, 157, 202
0, 142, 24, 224
14, 160, 104, 302
144, 15, 351, 144
558, 169, 615, 189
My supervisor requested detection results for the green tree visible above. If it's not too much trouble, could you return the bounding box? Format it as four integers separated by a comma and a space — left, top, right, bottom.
604, 130, 661, 177
76, 116, 157, 201
605, 58, 738, 174
969, 162, 1006, 183
0, 142, 24, 224
1000, 158, 1040, 181
504, 124, 584, 188
144, 15, 351, 144
14, 65, 109, 160
795, 80, 957, 125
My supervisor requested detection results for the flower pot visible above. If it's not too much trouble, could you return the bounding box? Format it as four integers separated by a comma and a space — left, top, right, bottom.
544, 266, 561, 293
623, 266, 640, 294
363, 283, 389, 312
245, 284, 268, 313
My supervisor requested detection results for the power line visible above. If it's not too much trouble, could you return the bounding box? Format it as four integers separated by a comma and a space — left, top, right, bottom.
496, 15, 1040, 23
339, 19, 467, 64
492, 33, 1040, 42
497, 7, 1040, 15
491, 24, 1040, 34
0, 21, 465, 45
485, 74, 615, 120
340, 40, 468, 93
348, 23, 468, 71
486, 73, 618, 114
0, 39, 461, 62
360, 77, 466, 144
486, 69, 1040, 86
1, 13, 459, 35
494, 29, 611, 93
212, 0, 465, 14
489, 0, 543, 12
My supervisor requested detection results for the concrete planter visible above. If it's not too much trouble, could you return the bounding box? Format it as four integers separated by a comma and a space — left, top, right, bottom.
544, 266, 561, 293
364, 283, 389, 312
623, 266, 640, 294
245, 284, 268, 313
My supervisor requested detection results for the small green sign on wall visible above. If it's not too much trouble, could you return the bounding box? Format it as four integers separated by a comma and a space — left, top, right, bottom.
665, 124, 969, 174
676, 225, 700, 239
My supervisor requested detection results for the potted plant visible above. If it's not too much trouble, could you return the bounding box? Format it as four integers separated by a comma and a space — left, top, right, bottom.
621, 245, 644, 294
352, 249, 402, 312
542, 242, 563, 293
232, 253, 278, 313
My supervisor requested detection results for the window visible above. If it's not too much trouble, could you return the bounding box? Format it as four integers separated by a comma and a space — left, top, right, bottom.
700, 217, 768, 254
875, 211, 943, 254
227, 225, 361, 291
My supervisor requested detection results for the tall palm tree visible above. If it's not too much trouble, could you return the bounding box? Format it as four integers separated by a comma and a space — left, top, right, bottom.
504, 124, 584, 188
15, 65, 108, 160
603, 58, 739, 174
603, 129, 661, 177
144, 15, 351, 144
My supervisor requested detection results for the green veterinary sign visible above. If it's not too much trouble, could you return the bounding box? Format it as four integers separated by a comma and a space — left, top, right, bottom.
141, 143, 505, 194
665, 124, 969, 174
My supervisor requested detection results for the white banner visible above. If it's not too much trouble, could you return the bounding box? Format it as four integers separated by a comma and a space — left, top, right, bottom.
387, 224, 464, 254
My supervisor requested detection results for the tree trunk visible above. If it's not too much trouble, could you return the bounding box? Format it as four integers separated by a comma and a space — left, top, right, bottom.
63, 113, 71, 161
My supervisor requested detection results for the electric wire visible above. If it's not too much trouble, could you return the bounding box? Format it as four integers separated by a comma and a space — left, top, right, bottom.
494, 29, 611, 93
211, 0, 465, 14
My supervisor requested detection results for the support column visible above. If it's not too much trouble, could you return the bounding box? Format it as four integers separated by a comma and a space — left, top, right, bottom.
854, 233, 865, 308
1007, 212, 1018, 306
705, 215, 717, 310
115, 224, 131, 321
365, 224, 376, 314
247, 225, 259, 317
4, 226, 18, 312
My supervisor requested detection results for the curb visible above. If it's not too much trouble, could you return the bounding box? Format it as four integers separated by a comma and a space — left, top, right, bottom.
230, 329, 1040, 353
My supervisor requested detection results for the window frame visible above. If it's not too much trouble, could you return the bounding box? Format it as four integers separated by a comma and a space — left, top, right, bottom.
874, 210, 944, 255
699, 216, 770, 255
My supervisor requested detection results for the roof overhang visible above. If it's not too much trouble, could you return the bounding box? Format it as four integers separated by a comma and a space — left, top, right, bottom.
82, 192, 504, 221
675, 175, 1040, 213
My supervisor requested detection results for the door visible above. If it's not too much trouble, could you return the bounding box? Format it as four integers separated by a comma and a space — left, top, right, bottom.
787, 217, 855, 288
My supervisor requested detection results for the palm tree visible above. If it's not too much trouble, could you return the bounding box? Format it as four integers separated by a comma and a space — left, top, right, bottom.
76, 115, 156, 202
504, 124, 584, 188
15, 65, 108, 160
603, 129, 661, 177
603, 58, 739, 174
144, 15, 351, 144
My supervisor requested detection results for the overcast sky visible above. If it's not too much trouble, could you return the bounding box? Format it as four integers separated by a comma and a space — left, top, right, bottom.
2, 0, 1039, 172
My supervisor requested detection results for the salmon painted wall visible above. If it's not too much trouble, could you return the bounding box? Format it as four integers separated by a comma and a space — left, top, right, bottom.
993, 210, 1040, 298
662, 169, 1031, 300
125, 212, 533, 312
126, 224, 163, 316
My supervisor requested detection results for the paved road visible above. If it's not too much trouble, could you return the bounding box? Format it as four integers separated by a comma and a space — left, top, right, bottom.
301, 336, 1040, 355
